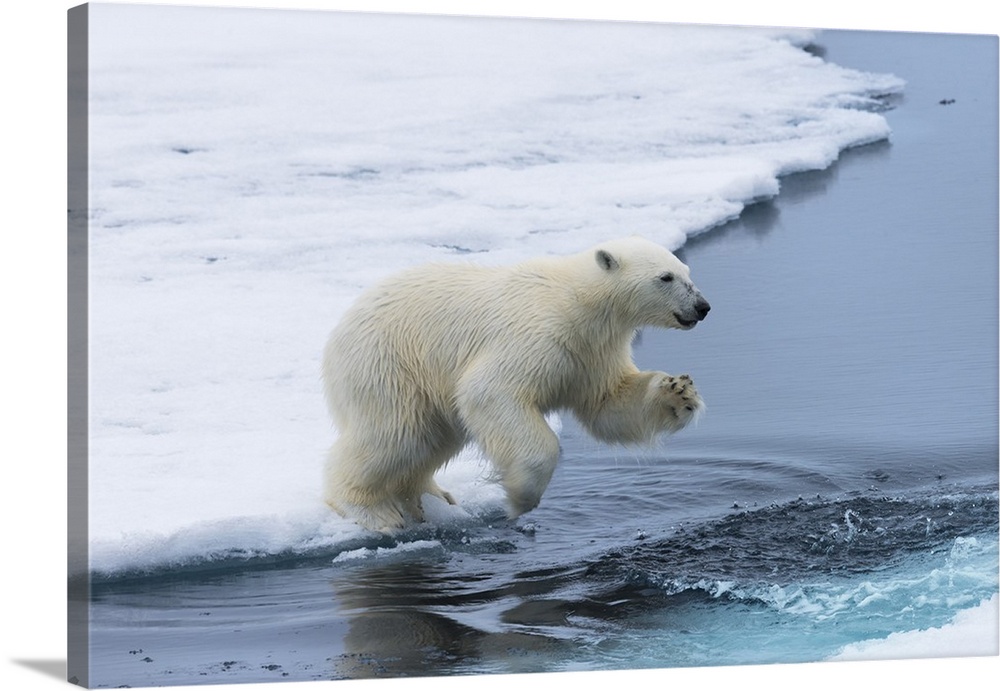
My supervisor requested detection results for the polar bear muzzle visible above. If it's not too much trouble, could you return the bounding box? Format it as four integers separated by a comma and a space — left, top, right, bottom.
674, 295, 711, 329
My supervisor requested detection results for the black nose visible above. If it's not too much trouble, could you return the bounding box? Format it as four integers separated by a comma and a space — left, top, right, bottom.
695, 299, 711, 320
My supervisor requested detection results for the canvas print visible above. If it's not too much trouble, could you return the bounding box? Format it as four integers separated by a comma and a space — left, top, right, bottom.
67, 3, 999, 688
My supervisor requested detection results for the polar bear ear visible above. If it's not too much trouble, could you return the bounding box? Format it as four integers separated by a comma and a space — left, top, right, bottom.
595, 249, 619, 272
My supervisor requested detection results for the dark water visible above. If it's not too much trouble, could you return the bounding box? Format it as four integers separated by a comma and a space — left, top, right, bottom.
85, 29, 998, 688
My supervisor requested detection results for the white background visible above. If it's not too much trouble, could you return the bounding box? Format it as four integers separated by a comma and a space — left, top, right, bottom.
1, 1, 997, 691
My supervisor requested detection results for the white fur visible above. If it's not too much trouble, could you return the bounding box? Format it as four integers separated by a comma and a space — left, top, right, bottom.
322, 235, 709, 531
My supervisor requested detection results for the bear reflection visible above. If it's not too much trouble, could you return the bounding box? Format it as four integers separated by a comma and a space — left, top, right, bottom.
328, 555, 575, 678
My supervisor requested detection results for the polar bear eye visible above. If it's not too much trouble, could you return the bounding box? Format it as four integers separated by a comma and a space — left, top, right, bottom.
659, 273, 674, 283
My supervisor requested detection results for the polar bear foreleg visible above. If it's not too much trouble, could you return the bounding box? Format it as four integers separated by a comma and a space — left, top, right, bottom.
482, 410, 560, 518
457, 381, 560, 518
580, 371, 703, 445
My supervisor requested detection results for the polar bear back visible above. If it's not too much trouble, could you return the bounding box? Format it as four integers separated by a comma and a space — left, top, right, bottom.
323, 251, 632, 424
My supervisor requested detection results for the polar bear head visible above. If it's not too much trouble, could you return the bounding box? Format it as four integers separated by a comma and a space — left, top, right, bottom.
593, 236, 710, 331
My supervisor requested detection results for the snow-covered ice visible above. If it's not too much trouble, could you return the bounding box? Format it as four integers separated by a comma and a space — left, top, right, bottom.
82, 3, 906, 575
830, 594, 999, 661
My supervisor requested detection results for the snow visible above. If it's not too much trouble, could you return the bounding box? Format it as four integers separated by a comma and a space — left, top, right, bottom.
82, 2, 904, 575
830, 594, 999, 661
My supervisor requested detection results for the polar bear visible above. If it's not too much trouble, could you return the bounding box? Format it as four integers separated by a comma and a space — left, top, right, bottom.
322, 235, 710, 531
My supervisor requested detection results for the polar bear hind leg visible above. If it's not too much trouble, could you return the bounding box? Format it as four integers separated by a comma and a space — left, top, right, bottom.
324, 425, 463, 533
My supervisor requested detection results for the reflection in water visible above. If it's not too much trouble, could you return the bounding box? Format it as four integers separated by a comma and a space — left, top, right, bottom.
336, 609, 567, 677
328, 558, 581, 677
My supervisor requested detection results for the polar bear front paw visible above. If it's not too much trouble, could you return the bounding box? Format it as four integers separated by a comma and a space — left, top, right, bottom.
651, 373, 704, 433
